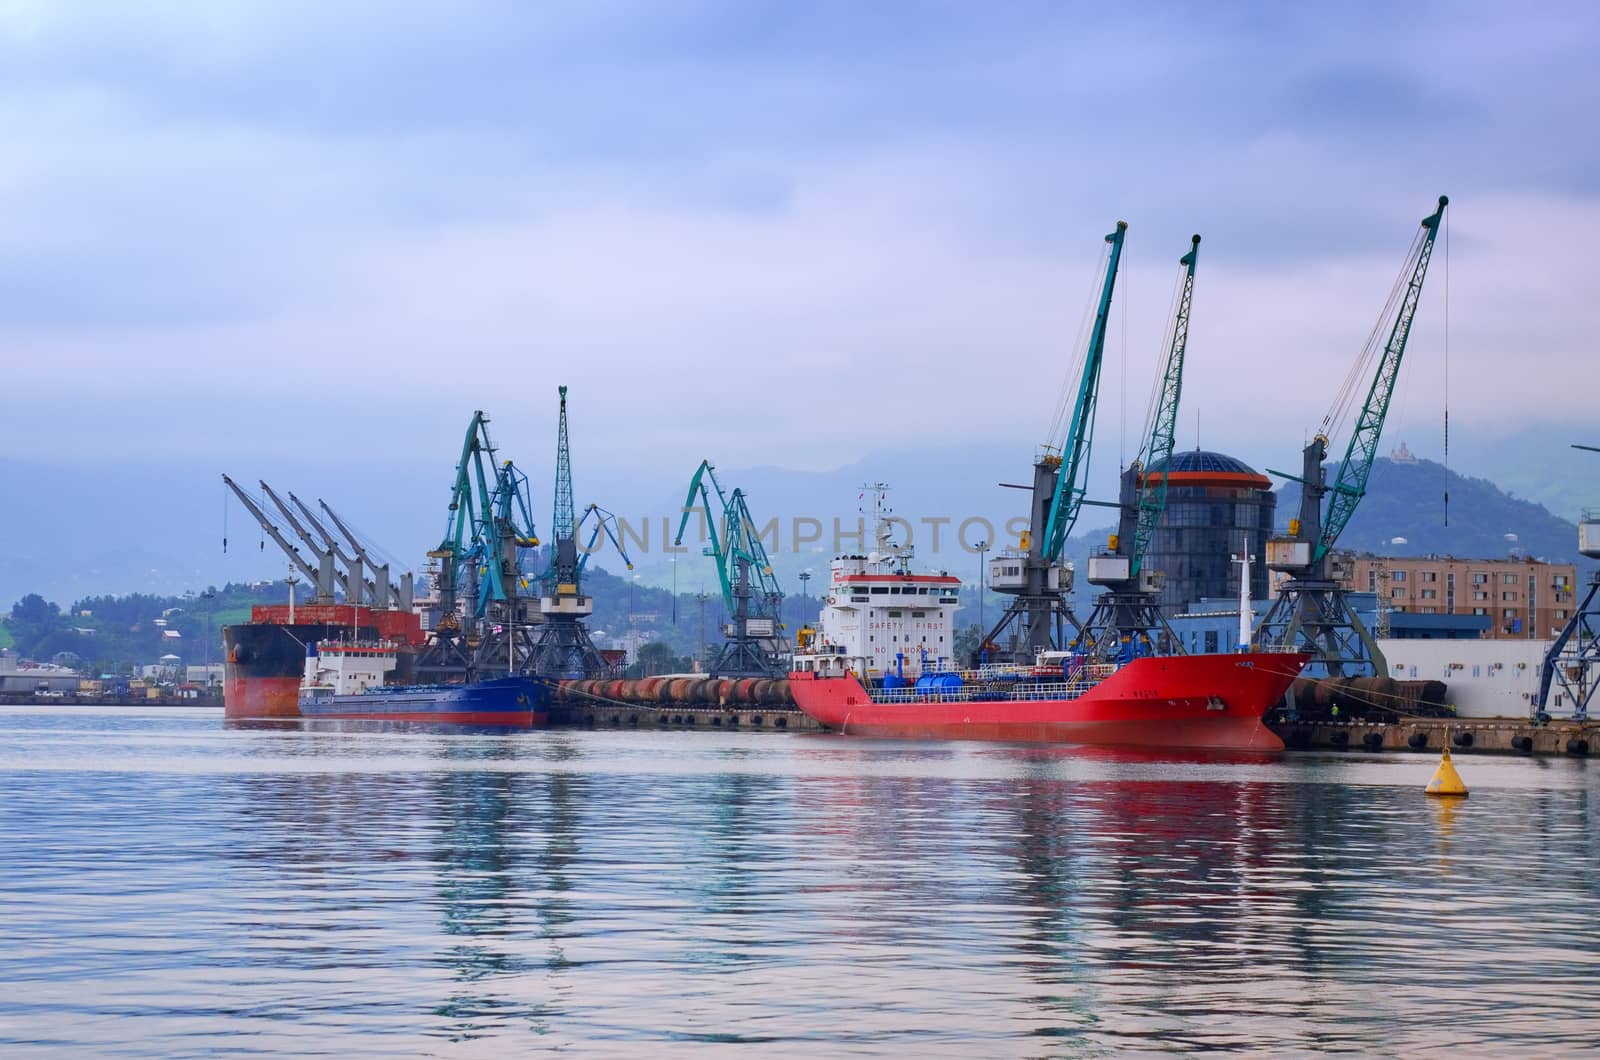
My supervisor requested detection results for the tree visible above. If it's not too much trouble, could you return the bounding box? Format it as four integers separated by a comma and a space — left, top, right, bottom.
954, 623, 983, 667
11, 593, 59, 626
628, 640, 691, 678
8, 594, 64, 659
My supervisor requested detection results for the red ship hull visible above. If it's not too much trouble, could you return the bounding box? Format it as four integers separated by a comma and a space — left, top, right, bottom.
223, 674, 302, 719
788, 652, 1308, 751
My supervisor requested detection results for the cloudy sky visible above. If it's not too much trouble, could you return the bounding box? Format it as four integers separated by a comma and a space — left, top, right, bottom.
2, 1, 1596, 591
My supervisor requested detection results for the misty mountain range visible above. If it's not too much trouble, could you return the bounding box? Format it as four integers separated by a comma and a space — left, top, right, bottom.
2, 422, 1593, 610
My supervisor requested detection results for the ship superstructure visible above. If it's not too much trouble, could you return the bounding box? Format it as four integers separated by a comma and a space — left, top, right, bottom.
793, 485, 961, 683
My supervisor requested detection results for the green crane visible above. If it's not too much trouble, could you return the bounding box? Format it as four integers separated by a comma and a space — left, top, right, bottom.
1131, 234, 1201, 578
527, 386, 614, 679
415, 411, 542, 681
430, 411, 496, 619
673, 460, 786, 676
1041, 222, 1128, 564
1077, 234, 1201, 661
985, 221, 1127, 663
1257, 196, 1448, 685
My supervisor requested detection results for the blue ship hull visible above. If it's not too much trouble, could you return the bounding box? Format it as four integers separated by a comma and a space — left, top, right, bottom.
298, 676, 549, 728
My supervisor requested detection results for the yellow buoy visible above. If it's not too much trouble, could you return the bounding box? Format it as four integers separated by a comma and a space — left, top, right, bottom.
1425, 747, 1469, 798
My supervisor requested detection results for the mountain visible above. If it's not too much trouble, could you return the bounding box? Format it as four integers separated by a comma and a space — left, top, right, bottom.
2, 445, 1590, 614
1276, 456, 1588, 566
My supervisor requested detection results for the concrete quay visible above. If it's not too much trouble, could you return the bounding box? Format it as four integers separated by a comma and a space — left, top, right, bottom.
1271, 717, 1597, 757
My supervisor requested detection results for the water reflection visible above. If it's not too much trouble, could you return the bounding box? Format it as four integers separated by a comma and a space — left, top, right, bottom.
2, 713, 1599, 1054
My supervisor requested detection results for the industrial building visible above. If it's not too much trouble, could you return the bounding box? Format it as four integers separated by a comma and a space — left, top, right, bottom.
1141, 450, 1276, 612
1168, 594, 1489, 657
1338, 554, 1579, 640
0, 650, 80, 694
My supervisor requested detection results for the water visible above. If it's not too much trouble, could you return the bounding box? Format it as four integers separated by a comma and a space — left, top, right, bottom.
2, 707, 1598, 1056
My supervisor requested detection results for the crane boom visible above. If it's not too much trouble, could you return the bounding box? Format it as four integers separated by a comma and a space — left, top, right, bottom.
220, 474, 329, 599
1130, 234, 1200, 576
1042, 221, 1127, 562
577, 504, 634, 574
318, 499, 405, 609
1317, 195, 1448, 560
674, 460, 734, 607
286, 491, 355, 571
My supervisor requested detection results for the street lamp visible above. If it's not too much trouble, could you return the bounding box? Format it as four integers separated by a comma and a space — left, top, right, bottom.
201, 590, 216, 697
975, 541, 989, 658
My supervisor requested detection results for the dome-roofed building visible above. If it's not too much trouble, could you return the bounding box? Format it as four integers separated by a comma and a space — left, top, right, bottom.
1141, 448, 1276, 611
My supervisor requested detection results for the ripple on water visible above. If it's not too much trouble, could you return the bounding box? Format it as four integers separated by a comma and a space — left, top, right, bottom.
0, 708, 1597, 1055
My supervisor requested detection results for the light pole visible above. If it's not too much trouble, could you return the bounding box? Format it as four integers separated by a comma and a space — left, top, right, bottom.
697, 590, 708, 665
201, 590, 216, 697
975, 541, 989, 659
799, 569, 812, 619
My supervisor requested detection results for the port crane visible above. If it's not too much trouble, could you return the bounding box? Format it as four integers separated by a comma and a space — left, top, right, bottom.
1256, 196, 1448, 690
673, 460, 787, 677
984, 220, 1126, 664
415, 411, 541, 681
1077, 234, 1202, 662
1535, 444, 1600, 722
526, 386, 623, 679
463, 456, 543, 675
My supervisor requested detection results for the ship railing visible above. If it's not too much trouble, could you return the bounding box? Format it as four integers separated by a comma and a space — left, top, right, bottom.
1007, 682, 1091, 702
869, 689, 974, 705
867, 680, 1096, 705
943, 662, 1118, 683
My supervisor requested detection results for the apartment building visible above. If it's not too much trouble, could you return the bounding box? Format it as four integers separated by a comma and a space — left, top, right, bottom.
1340, 553, 1578, 640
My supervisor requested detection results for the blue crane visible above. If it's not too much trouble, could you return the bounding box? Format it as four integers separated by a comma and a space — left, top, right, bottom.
984, 221, 1126, 663
1078, 234, 1201, 661
1257, 196, 1448, 684
471, 458, 540, 619
415, 411, 541, 681
576, 504, 635, 576
1535, 445, 1599, 722
673, 460, 786, 676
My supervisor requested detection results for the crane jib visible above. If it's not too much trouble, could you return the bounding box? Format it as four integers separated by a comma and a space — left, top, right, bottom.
1129, 233, 1201, 577
1043, 221, 1127, 562
1317, 195, 1447, 561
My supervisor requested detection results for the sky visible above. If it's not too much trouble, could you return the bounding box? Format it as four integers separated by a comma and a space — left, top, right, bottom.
2, 1, 1597, 598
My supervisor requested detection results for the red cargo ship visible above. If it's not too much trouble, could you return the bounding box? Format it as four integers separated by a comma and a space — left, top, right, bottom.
788, 650, 1308, 751
223, 604, 426, 719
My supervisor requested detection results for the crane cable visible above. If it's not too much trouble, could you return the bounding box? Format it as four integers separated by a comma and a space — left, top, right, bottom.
1120, 250, 1128, 471
1443, 208, 1451, 527
1045, 242, 1111, 452
1321, 225, 1426, 448
1134, 264, 1189, 467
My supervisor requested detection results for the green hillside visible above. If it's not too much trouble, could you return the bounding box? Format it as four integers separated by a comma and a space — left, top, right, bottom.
5, 583, 291, 675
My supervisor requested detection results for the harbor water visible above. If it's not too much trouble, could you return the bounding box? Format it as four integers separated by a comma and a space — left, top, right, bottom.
2, 706, 1598, 1055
